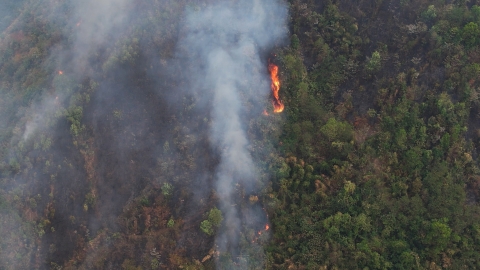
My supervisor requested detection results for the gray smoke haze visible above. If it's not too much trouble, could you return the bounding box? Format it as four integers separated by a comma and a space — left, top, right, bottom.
0, 0, 136, 267
0, 0, 287, 267
13, 0, 135, 143
179, 0, 287, 264
68, 0, 132, 75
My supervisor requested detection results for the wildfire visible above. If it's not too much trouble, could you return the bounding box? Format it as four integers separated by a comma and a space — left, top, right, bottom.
257, 224, 270, 235
268, 62, 284, 113
58, 70, 63, 75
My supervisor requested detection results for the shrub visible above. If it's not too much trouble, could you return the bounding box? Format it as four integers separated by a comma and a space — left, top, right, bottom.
167, 218, 174, 228
161, 182, 173, 197
207, 207, 223, 227
200, 207, 223, 236
365, 51, 381, 74
200, 220, 213, 236
421, 5, 437, 22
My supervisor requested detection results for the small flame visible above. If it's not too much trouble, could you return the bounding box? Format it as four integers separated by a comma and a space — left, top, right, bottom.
268, 63, 284, 113
257, 224, 270, 235
262, 110, 269, 116
58, 70, 63, 75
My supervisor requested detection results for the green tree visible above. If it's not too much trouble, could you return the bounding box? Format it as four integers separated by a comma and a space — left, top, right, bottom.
462, 22, 480, 48
365, 51, 381, 74
200, 207, 223, 236
200, 220, 213, 236
66, 106, 84, 137
167, 218, 174, 228
471, 5, 480, 23
395, 128, 407, 150
320, 118, 353, 142
207, 207, 223, 227
161, 182, 173, 197
425, 220, 452, 255
291, 34, 300, 50
421, 5, 437, 22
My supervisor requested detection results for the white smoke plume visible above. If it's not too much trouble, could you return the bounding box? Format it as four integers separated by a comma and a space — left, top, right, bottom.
0, 0, 286, 267
179, 0, 287, 265
15, 0, 134, 142
68, 0, 132, 75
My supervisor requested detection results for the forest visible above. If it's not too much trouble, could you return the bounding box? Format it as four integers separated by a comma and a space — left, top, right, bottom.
1, 0, 480, 269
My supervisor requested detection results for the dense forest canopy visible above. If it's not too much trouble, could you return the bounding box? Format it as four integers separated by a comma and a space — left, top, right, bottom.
1, 0, 480, 269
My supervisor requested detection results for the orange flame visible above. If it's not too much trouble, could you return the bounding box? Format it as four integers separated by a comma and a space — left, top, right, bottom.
257, 224, 270, 235
268, 63, 284, 113
58, 70, 63, 75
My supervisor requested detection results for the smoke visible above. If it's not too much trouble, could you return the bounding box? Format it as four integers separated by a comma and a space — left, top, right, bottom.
0, 0, 287, 267
0, 0, 136, 267
179, 0, 287, 264
0, 0, 27, 32
8, 0, 135, 143
68, 0, 132, 76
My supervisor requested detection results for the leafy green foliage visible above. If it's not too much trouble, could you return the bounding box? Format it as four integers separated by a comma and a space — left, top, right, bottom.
266, 1, 480, 268
167, 218, 174, 228
200, 220, 213, 236
161, 182, 173, 197
462, 22, 480, 48
66, 106, 84, 137
2, 0, 480, 269
421, 5, 437, 22
200, 207, 223, 236
320, 118, 353, 142
207, 207, 223, 227
365, 51, 382, 74
139, 196, 150, 206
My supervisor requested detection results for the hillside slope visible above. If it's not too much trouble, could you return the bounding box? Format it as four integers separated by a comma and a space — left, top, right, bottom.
1, 0, 480, 269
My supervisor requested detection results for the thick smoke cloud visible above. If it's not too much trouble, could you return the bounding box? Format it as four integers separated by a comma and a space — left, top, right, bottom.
179, 0, 287, 263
